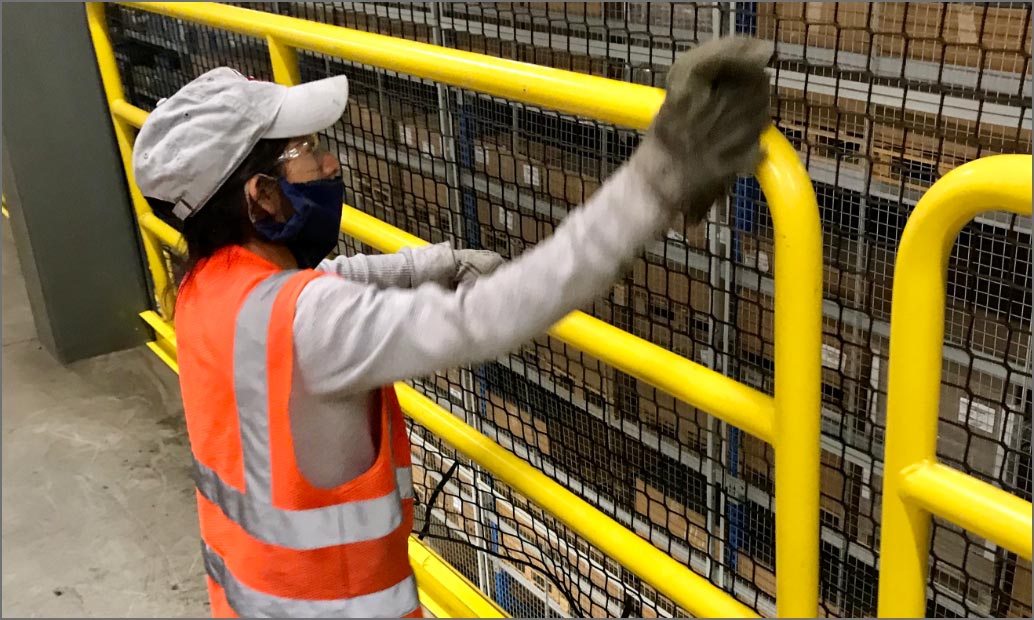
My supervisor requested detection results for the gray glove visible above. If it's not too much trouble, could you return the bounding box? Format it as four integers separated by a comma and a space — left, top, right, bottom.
630, 36, 772, 223
453, 248, 505, 286
408, 242, 505, 288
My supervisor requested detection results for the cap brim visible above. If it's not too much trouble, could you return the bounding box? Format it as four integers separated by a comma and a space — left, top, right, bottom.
264, 74, 349, 139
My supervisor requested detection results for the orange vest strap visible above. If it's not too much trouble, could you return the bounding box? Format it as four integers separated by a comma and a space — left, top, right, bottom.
203, 542, 420, 618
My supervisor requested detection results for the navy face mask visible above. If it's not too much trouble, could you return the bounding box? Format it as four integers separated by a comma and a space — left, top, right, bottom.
252, 176, 344, 269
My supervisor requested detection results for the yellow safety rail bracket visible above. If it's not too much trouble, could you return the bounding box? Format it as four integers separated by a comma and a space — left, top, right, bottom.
877, 154, 1034, 617
85, 2, 178, 318
91, 2, 824, 615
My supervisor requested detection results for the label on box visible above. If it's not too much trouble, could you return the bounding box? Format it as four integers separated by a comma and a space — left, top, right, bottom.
449, 386, 463, 405
522, 163, 541, 188
955, 7, 979, 45
806, 2, 824, 21
497, 206, 516, 232
397, 122, 416, 147
612, 284, 627, 306
958, 397, 997, 434
420, 140, 431, 156
757, 251, 770, 273
474, 145, 487, 166
821, 344, 843, 370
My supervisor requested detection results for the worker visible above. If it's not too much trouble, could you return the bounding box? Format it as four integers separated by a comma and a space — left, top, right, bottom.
132, 36, 771, 618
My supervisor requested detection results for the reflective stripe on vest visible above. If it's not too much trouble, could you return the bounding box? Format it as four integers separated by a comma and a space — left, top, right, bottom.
193, 458, 414, 550
203, 542, 420, 618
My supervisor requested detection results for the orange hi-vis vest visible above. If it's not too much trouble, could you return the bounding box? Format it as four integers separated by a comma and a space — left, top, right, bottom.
175, 246, 420, 618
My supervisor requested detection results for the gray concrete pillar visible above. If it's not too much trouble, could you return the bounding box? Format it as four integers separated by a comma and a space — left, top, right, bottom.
2, 3, 150, 363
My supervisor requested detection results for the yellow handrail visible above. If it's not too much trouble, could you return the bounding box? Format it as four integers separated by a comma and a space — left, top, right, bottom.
88, 2, 824, 616
85, 4, 176, 318
877, 154, 1033, 617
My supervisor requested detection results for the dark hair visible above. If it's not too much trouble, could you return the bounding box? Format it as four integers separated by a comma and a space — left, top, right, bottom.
148, 138, 289, 286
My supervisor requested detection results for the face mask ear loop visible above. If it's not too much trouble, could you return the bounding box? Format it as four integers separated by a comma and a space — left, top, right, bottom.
245, 174, 278, 226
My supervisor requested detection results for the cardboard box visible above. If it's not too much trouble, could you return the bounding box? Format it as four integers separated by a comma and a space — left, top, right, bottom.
346, 150, 399, 210
543, 2, 604, 18
735, 287, 776, 364
938, 360, 1012, 478
429, 368, 465, 409
472, 140, 502, 178
866, 245, 896, 320
634, 478, 709, 554
627, 2, 712, 32
741, 231, 888, 312
509, 335, 616, 418
399, 167, 451, 211
758, 2, 873, 55
486, 390, 550, 453
737, 550, 777, 598
740, 432, 774, 492
774, 86, 869, 164
328, 7, 432, 42
870, 115, 1032, 190
971, 308, 1030, 368
1010, 559, 1032, 618
819, 451, 847, 525
875, 3, 1032, 74
453, 31, 517, 59
391, 108, 446, 160
346, 99, 387, 139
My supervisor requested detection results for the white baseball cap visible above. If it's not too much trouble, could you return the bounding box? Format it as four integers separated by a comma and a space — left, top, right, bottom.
132, 67, 349, 220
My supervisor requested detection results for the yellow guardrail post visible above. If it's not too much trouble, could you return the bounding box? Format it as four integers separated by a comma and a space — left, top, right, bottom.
877, 154, 1033, 617
267, 36, 301, 86
85, 2, 180, 318
96, 3, 825, 615
762, 129, 824, 617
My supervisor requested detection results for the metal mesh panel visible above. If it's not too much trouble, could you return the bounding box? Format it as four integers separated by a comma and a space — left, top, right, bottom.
110, 3, 1032, 617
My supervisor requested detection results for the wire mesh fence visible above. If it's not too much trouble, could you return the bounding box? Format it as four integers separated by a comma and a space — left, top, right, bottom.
108, 2, 1032, 617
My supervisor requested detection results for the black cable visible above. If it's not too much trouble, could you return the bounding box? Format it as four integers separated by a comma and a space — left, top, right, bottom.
417, 459, 460, 540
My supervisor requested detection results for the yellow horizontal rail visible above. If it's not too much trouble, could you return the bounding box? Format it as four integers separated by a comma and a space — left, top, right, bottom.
111, 98, 149, 128
899, 462, 1033, 560
140, 310, 179, 373
120, 2, 664, 130
409, 537, 509, 619
877, 154, 1034, 618
139, 212, 186, 254
87, 2, 176, 318
396, 383, 758, 618
95, 3, 824, 615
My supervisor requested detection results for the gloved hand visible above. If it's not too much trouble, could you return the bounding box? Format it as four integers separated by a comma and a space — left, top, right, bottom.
630, 36, 772, 223
453, 248, 505, 286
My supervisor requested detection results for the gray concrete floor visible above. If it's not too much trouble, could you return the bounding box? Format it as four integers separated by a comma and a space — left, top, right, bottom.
2, 219, 208, 617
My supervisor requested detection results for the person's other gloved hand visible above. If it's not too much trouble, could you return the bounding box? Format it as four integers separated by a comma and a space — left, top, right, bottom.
630, 36, 772, 224
453, 249, 505, 286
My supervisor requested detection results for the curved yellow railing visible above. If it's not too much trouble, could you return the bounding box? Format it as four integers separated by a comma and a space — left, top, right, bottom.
87, 2, 824, 616
877, 154, 1034, 617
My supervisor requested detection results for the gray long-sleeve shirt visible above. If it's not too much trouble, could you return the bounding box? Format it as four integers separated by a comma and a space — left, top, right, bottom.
292, 164, 668, 487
